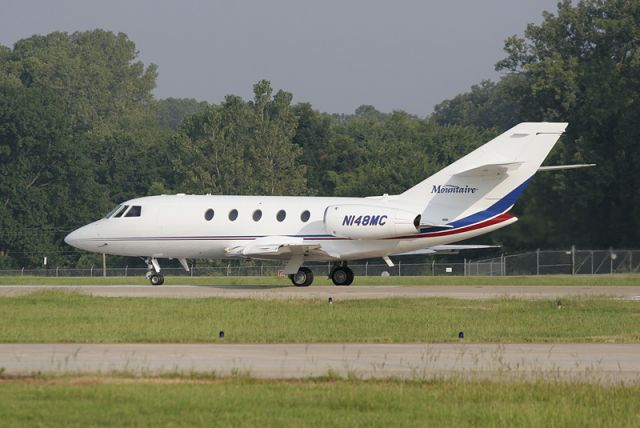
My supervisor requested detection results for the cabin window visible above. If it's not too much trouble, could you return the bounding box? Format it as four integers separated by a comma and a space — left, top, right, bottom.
252, 209, 262, 222
276, 210, 286, 222
113, 205, 129, 218
229, 209, 238, 221
204, 209, 214, 221
125, 205, 142, 217
300, 210, 310, 222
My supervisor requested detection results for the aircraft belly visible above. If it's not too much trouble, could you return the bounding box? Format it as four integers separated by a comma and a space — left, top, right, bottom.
99, 240, 228, 259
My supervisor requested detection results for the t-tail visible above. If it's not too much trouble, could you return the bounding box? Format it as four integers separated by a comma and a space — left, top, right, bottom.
401, 122, 568, 230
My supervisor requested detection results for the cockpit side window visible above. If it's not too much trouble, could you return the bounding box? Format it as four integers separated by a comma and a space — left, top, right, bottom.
113, 205, 129, 218
125, 205, 142, 217
104, 205, 121, 219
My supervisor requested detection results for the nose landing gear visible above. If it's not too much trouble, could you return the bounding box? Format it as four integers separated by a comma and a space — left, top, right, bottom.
148, 272, 164, 286
144, 257, 164, 286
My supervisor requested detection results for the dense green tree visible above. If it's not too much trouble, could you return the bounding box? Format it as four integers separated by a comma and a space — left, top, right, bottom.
156, 98, 208, 130
170, 81, 306, 196
434, 0, 640, 248
0, 85, 102, 266
0, 30, 166, 267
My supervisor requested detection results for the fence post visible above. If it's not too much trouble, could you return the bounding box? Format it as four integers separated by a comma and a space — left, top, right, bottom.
21, 267, 24, 276
591, 251, 594, 274
125, 265, 128, 277
365, 261, 368, 277
610, 247, 614, 275
398, 261, 402, 277
56, 266, 59, 277
90, 266, 93, 277
260, 263, 263, 276
571, 245, 576, 275
432, 259, 435, 276
536, 249, 540, 275
463, 258, 466, 276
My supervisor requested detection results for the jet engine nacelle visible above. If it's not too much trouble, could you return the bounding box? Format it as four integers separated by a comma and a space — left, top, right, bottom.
324, 204, 421, 239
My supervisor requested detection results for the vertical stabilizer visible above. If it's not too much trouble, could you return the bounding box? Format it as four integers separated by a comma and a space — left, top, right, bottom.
401, 122, 567, 226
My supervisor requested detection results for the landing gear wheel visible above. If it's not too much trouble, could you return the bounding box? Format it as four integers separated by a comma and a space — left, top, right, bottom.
149, 273, 164, 286
331, 266, 354, 286
289, 267, 314, 287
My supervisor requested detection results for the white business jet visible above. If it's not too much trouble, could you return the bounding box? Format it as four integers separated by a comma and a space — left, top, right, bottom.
65, 122, 590, 286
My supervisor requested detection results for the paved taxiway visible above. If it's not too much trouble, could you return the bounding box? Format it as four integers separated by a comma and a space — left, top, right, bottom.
1, 343, 639, 383
1, 285, 640, 300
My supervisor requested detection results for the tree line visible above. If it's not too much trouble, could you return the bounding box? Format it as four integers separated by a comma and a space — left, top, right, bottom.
0, 0, 638, 268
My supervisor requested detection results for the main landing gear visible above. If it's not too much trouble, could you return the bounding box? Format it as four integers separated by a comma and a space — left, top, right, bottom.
288, 263, 354, 287
289, 267, 314, 287
329, 263, 354, 286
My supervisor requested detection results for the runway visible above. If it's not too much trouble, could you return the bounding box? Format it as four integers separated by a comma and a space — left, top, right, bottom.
1, 284, 640, 300
1, 343, 639, 384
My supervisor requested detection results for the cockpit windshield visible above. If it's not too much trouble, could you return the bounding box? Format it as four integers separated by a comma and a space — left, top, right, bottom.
113, 205, 128, 218
104, 205, 122, 219
125, 205, 142, 217
104, 204, 142, 219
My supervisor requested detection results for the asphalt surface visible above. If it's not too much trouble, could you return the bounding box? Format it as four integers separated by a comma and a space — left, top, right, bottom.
1, 284, 640, 300
1, 343, 639, 383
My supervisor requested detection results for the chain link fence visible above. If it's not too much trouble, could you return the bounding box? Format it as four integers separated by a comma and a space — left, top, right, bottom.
466, 248, 640, 276
0, 248, 638, 277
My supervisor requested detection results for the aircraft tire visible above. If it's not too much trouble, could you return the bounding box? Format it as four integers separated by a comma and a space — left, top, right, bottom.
150, 273, 164, 286
291, 267, 313, 287
331, 266, 354, 286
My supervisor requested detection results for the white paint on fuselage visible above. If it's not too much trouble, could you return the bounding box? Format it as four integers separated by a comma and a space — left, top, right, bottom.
65, 194, 510, 261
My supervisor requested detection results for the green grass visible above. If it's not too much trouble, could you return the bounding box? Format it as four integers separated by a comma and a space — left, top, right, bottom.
0, 377, 638, 427
1, 291, 639, 343
1, 274, 639, 286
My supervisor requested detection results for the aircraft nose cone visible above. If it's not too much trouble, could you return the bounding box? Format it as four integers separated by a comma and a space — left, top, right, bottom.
64, 224, 102, 251
64, 229, 81, 247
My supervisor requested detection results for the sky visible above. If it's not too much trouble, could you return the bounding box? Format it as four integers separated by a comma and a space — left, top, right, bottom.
0, 0, 560, 116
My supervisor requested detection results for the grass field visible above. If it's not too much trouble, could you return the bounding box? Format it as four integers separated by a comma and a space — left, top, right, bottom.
1, 274, 639, 286
1, 291, 638, 343
0, 377, 638, 427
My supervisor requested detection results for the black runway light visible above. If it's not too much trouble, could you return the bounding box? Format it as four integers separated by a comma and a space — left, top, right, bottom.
458, 331, 464, 340
219, 330, 225, 339
328, 297, 333, 304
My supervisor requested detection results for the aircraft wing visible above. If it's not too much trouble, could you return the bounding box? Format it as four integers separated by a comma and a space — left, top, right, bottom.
225, 236, 333, 259
391, 245, 498, 256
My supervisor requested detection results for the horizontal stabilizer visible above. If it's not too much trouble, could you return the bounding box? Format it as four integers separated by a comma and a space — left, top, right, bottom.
454, 162, 523, 177
537, 164, 596, 171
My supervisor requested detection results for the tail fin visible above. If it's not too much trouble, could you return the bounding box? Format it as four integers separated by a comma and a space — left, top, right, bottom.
402, 122, 567, 227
